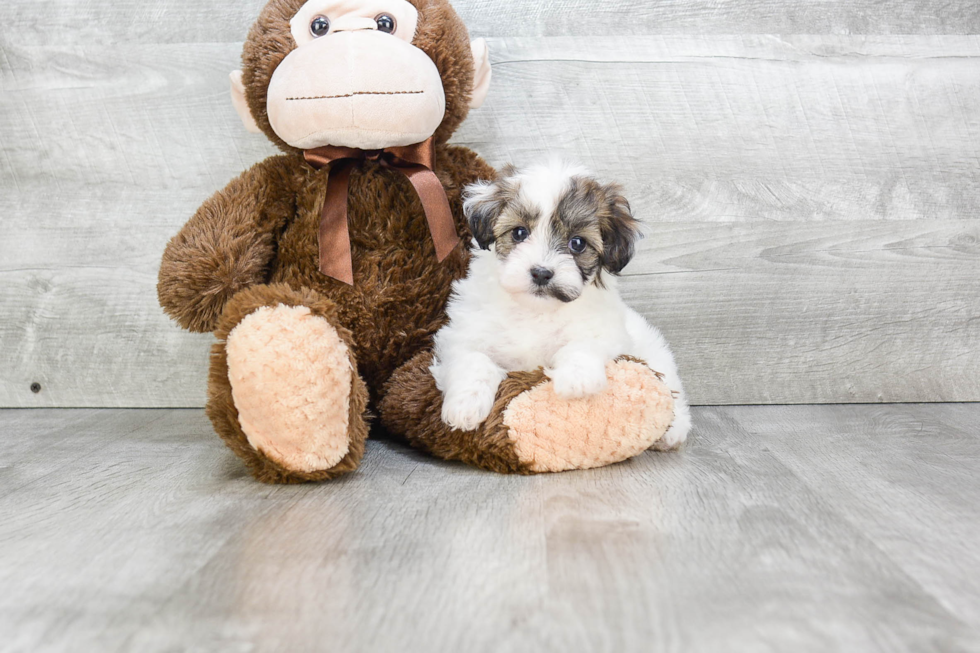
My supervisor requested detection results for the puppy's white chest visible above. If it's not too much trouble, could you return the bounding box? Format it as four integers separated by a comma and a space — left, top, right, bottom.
487, 312, 570, 371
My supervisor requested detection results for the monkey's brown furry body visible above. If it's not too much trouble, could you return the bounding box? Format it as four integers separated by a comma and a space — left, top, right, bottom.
161, 145, 493, 482
158, 0, 676, 483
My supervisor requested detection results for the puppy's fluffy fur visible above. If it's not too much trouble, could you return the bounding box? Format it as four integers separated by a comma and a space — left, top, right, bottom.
430, 161, 691, 448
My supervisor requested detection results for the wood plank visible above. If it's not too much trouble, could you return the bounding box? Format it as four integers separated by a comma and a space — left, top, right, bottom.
0, 261, 213, 407
726, 404, 980, 627
0, 408, 169, 498
2, 36, 979, 406
1, 406, 979, 651
0, 409, 276, 652
5, 37, 980, 198
459, 1, 980, 38
3, 0, 979, 46
464, 36, 980, 182
621, 219, 980, 405
3, 219, 976, 406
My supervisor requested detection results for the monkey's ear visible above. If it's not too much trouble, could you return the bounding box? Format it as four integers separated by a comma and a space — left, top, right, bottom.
463, 180, 505, 250
599, 184, 642, 275
230, 70, 261, 134
469, 39, 492, 109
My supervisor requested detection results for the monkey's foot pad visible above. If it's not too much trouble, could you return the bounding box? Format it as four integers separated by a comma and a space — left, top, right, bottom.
503, 360, 675, 473
226, 304, 352, 473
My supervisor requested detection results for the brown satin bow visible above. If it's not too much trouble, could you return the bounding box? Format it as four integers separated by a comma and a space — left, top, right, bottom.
303, 137, 460, 285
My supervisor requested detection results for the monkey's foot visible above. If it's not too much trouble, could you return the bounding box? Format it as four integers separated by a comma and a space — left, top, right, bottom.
380, 354, 675, 474
226, 304, 354, 474
502, 359, 674, 472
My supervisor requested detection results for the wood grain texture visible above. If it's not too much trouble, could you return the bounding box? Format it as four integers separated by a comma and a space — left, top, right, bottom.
1, 405, 979, 652
3, 0, 979, 45
3, 219, 977, 406
464, 36, 980, 184
5, 37, 980, 201
2, 22, 979, 406
729, 403, 980, 628
623, 219, 980, 404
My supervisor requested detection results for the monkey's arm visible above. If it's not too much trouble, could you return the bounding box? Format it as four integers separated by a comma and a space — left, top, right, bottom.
158, 154, 299, 333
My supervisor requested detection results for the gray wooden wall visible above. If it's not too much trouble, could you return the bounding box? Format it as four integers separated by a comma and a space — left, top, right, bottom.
2, 1, 979, 408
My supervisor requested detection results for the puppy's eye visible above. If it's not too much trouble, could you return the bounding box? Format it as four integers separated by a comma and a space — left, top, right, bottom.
569, 236, 587, 253
375, 13, 396, 33
512, 227, 530, 242
310, 16, 330, 37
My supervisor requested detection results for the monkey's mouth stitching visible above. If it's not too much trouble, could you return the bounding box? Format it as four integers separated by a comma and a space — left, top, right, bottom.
286, 90, 425, 101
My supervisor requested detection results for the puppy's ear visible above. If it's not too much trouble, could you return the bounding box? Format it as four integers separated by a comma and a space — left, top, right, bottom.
599, 184, 642, 274
463, 180, 506, 250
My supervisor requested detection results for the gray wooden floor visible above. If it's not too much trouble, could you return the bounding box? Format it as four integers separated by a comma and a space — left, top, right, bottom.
1, 405, 979, 653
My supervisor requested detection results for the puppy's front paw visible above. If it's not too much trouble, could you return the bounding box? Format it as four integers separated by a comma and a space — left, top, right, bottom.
441, 386, 496, 431
548, 360, 608, 400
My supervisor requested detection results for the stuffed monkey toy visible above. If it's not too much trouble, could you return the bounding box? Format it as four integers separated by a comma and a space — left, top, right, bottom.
158, 0, 677, 483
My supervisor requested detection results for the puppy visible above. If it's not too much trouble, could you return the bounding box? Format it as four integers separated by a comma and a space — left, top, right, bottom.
430, 161, 691, 448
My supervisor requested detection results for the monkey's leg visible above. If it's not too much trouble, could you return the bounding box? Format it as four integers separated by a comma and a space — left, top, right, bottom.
379, 352, 675, 474
208, 283, 369, 483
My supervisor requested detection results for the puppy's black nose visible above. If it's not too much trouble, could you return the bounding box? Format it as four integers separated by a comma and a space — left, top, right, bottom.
530, 267, 554, 286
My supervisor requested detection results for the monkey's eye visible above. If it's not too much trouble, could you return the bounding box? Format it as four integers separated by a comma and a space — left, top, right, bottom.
569, 237, 587, 253
310, 16, 330, 37
512, 227, 530, 243
375, 13, 396, 33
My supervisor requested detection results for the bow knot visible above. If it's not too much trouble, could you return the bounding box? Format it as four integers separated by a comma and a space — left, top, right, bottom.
304, 137, 460, 285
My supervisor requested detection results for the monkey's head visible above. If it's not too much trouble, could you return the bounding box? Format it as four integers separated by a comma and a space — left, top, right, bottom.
230, 0, 491, 152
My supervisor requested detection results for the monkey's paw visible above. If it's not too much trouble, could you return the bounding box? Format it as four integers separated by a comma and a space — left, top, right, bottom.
503, 359, 675, 472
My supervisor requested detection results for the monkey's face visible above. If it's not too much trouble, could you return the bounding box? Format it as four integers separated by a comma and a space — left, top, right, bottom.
270, 0, 443, 150
233, 0, 491, 152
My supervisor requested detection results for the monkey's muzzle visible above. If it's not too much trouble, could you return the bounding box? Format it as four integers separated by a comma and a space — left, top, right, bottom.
266, 31, 447, 151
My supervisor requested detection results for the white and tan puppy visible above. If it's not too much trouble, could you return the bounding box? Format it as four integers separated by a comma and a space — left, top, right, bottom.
430, 161, 691, 448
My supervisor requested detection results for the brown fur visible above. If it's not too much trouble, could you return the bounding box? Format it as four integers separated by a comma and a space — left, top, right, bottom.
207, 283, 370, 483
241, 0, 476, 153
174, 143, 495, 482
464, 168, 641, 281
380, 351, 537, 474
379, 353, 666, 474
591, 180, 641, 276
270, 146, 494, 398
160, 0, 670, 483
158, 155, 300, 333
159, 0, 499, 482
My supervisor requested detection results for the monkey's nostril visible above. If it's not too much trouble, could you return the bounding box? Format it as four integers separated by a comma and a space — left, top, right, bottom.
530, 267, 554, 286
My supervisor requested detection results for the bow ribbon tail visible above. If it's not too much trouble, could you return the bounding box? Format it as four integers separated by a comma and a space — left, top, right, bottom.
319, 160, 356, 285
303, 138, 460, 285
398, 164, 460, 262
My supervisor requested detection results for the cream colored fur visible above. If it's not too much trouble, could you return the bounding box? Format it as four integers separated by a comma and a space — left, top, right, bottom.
503, 360, 674, 473
229, 0, 492, 144
226, 304, 353, 472
266, 29, 447, 150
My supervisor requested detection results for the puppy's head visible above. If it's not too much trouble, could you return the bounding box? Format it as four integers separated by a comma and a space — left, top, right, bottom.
463, 161, 641, 303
